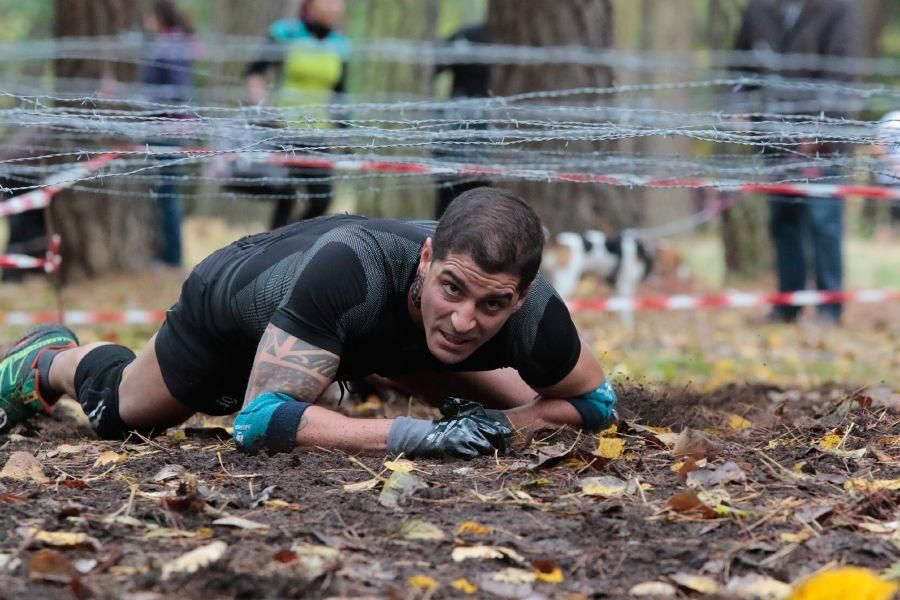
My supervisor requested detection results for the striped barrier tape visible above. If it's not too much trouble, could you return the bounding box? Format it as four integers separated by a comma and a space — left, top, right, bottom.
567, 289, 900, 313
0, 234, 61, 273
0, 289, 896, 327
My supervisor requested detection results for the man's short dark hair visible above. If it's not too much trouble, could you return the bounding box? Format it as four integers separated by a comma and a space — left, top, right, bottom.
432, 187, 544, 291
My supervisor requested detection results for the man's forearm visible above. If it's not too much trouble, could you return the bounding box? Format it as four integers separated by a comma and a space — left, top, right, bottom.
296, 406, 394, 454
504, 398, 583, 432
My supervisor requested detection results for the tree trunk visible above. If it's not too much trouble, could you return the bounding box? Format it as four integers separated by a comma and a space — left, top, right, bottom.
52, 0, 156, 281
486, 0, 630, 233
345, 0, 441, 219
710, 0, 772, 281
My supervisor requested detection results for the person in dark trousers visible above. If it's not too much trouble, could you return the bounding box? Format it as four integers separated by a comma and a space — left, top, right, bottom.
140, 0, 197, 267
433, 24, 492, 218
244, 0, 348, 230
734, 0, 863, 324
0, 187, 617, 460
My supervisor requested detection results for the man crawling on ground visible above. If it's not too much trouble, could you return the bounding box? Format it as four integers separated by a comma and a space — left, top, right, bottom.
0, 187, 617, 458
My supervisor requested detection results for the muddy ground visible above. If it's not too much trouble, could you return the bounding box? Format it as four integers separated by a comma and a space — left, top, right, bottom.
0, 383, 897, 599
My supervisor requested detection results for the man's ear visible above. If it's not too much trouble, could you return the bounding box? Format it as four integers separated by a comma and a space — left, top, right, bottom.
514, 280, 535, 311
418, 237, 433, 277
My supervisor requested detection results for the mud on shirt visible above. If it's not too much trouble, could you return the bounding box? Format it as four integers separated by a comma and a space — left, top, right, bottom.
196, 215, 580, 389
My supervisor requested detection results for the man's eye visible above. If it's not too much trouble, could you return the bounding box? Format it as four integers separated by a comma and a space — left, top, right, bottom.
485, 300, 504, 312
442, 282, 460, 296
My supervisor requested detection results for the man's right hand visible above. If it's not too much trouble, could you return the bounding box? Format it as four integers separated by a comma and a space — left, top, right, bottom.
388, 398, 514, 459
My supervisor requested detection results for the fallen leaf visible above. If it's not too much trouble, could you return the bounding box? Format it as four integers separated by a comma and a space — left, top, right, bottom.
581, 475, 628, 498
666, 492, 717, 519
160, 541, 227, 580
596, 437, 625, 459
673, 428, 719, 460
624, 422, 680, 446
54, 444, 91, 456
533, 558, 564, 583
289, 543, 342, 580
264, 499, 303, 511
0, 553, 21, 573
844, 478, 900, 494
686, 461, 747, 488
526, 442, 574, 469
0, 452, 49, 484
816, 445, 867, 460
779, 531, 813, 544
378, 471, 427, 509
399, 519, 444, 541
342, 477, 380, 492
629, 581, 677, 596
23, 528, 101, 550
725, 573, 791, 599
408, 574, 440, 590
451, 578, 478, 594
152, 464, 186, 482
452, 545, 525, 564
384, 459, 416, 473
788, 567, 897, 600
494, 567, 536, 584
27, 549, 76, 583
93, 451, 125, 468
728, 414, 753, 431
457, 521, 492, 536
273, 549, 297, 563
212, 516, 269, 530
670, 572, 720, 594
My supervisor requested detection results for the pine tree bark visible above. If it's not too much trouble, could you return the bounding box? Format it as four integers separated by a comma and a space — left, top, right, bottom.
52, 0, 155, 281
486, 0, 631, 233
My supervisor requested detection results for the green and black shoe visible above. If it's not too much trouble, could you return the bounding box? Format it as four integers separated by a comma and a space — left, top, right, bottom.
0, 324, 79, 434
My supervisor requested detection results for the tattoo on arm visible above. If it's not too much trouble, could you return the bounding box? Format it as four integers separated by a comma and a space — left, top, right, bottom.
244, 324, 339, 406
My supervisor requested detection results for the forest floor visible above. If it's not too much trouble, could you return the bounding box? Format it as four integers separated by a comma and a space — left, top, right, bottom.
0, 220, 897, 599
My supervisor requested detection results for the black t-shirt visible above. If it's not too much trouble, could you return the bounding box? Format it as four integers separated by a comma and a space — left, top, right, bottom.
202, 215, 580, 388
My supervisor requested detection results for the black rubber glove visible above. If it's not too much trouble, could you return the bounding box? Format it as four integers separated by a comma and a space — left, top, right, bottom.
388, 398, 514, 459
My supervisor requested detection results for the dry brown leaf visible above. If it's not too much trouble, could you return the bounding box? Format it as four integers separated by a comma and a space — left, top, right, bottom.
27, 549, 76, 584
673, 428, 719, 460
160, 541, 227, 580
0, 452, 49, 484
725, 573, 790, 599
93, 451, 125, 468
342, 477, 380, 492
666, 492, 718, 518
289, 543, 342, 580
451, 545, 525, 564
457, 521, 492, 536
383, 459, 415, 473
22, 528, 101, 550
686, 461, 747, 489
152, 464, 186, 482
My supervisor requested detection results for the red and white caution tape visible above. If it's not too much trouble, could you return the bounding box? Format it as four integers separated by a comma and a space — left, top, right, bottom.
0, 309, 167, 327
567, 289, 900, 313
0, 153, 121, 217
266, 154, 900, 202
1, 289, 896, 327
0, 234, 62, 273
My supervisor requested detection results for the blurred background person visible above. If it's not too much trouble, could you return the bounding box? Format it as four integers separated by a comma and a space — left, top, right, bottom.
432, 23, 492, 218
140, 0, 197, 268
244, 0, 348, 229
874, 110, 900, 236
733, 0, 863, 325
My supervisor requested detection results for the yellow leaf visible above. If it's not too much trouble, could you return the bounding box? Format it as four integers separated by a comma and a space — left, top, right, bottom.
600, 423, 618, 437
493, 567, 536, 584
93, 451, 124, 468
264, 499, 302, 511
788, 567, 898, 600
457, 521, 492, 536
30, 529, 98, 548
728, 414, 753, 431
342, 477, 380, 492
451, 545, 525, 564
596, 437, 625, 459
581, 476, 628, 498
168, 430, 186, 442
408, 575, 440, 590
767, 439, 782, 449
384, 459, 415, 473
451, 578, 478, 594
670, 572, 720, 594
160, 541, 227, 580
844, 478, 900, 494
534, 566, 564, 584
818, 433, 843, 450
780, 531, 812, 544
670, 460, 685, 472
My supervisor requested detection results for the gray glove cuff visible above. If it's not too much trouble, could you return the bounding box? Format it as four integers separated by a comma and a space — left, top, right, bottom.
387, 417, 433, 456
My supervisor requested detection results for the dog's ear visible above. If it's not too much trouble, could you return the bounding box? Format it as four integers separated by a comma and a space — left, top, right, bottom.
638, 241, 655, 280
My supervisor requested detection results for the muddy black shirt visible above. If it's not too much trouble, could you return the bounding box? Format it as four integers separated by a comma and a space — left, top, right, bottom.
200, 215, 580, 388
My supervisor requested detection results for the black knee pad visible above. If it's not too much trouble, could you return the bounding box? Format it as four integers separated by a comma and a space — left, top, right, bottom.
74, 344, 143, 440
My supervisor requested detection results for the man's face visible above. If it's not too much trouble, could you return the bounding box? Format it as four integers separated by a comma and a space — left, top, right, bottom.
417, 239, 529, 364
